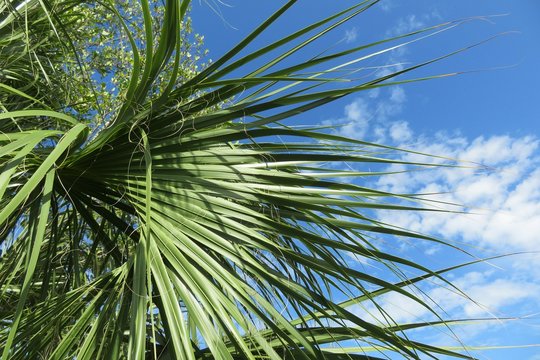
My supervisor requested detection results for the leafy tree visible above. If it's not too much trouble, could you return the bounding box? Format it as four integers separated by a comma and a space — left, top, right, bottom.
0, 0, 492, 358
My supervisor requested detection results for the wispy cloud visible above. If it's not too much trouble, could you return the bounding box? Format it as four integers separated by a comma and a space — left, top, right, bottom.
389, 14, 426, 36
388, 120, 412, 142
322, 98, 372, 139
348, 268, 540, 347
378, 0, 395, 13
355, 273, 538, 323
322, 86, 407, 141
386, 10, 442, 36
344, 27, 358, 44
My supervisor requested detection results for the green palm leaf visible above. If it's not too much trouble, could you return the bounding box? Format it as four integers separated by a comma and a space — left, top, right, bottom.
0, 0, 500, 358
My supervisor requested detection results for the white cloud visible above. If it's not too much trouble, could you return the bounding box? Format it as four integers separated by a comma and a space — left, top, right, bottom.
376, 135, 540, 253
379, 0, 395, 13
390, 14, 425, 36
336, 98, 372, 139
389, 86, 406, 104
323, 100, 371, 140
459, 277, 537, 317
387, 11, 442, 37
389, 120, 412, 142
345, 99, 368, 122
356, 127, 540, 342
350, 271, 539, 328
323, 86, 408, 141
344, 27, 358, 44
328, 94, 540, 339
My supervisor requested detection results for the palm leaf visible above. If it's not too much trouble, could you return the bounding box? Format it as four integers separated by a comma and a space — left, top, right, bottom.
0, 0, 499, 359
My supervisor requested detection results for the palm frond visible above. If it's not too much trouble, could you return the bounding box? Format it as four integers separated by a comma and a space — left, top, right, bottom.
0, 0, 496, 359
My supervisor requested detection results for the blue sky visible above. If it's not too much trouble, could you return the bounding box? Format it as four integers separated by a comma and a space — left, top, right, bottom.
191, 1, 540, 358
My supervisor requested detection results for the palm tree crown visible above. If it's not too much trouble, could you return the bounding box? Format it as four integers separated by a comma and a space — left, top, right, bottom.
0, 0, 489, 358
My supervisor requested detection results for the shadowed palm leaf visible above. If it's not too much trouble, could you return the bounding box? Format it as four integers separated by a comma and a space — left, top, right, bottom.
0, 0, 489, 359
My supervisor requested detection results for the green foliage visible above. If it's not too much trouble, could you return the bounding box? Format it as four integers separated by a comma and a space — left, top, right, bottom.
65, 0, 207, 125
0, 0, 493, 358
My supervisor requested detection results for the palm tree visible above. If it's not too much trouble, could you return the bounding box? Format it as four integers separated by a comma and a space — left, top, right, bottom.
0, 0, 491, 358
